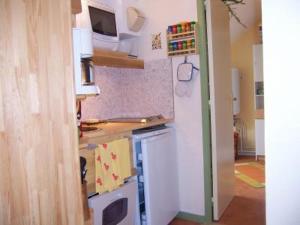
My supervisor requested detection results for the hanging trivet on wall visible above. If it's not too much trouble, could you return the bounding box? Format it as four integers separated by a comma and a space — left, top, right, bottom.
175, 56, 199, 97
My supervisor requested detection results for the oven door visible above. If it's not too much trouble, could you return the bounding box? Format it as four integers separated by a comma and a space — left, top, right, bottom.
89, 180, 137, 225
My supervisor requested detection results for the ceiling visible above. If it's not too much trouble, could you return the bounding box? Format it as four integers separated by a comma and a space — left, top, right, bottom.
229, 0, 262, 42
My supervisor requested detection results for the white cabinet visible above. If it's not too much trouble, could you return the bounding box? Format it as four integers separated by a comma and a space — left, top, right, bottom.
253, 44, 264, 110
253, 44, 265, 159
255, 119, 265, 159
232, 68, 240, 115
253, 44, 264, 82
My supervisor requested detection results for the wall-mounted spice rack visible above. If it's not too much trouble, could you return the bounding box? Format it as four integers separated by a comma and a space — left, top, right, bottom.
166, 21, 199, 57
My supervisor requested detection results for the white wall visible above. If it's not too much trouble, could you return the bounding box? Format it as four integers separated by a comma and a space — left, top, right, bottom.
137, 0, 205, 215
172, 56, 205, 215
137, 0, 198, 61
262, 1, 300, 225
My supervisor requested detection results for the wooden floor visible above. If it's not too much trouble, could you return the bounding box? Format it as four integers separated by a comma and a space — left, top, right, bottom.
169, 157, 265, 225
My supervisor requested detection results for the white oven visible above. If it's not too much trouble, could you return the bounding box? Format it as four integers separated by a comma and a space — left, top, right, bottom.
88, 180, 137, 225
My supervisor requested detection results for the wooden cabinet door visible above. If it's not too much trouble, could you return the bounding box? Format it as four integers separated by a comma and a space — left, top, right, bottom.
0, 0, 84, 224
206, 0, 235, 220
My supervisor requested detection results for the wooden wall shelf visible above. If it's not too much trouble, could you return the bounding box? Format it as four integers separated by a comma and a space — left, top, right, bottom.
72, 0, 82, 14
168, 48, 197, 56
93, 49, 144, 69
167, 31, 197, 41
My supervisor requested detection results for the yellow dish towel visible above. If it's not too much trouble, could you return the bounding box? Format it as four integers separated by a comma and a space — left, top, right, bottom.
95, 138, 132, 193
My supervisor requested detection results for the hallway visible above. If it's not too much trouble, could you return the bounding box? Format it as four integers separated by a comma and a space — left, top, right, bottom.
170, 157, 265, 225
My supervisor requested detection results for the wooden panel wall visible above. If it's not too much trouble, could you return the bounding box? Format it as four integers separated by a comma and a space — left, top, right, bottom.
0, 0, 84, 225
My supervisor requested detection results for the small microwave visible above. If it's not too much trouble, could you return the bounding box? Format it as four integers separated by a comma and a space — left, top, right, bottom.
76, 0, 145, 55
76, 0, 120, 50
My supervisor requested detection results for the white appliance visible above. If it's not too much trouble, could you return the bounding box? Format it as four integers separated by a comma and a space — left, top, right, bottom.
72, 28, 100, 96
76, 0, 145, 55
88, 180, 137, 225
133, 126, 179, 225
231, 68, 240, 115
253, 44, 265, 159
77, 0, 120, 50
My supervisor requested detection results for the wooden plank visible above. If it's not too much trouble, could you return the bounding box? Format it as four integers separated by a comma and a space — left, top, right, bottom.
84, 209, 93, 225
0, 0, 84, 224
79, 118, 173, 144
0, 83, 4, 132
168, 49, 198, 57
93, 55, 144, 69
93, 49, 144, 69
94, 49, 128, 58
81, 131, 132, 144
167, 30, 196, 40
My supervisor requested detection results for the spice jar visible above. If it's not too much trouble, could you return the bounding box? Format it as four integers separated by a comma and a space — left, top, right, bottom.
183, 40, 187, 49
191, 21, 196, 31
168, 42, 173, 51
178, 41, 183, 50
172, 42, 178, 51
172, 25, 177, 34
177, 24, 182, 33
186, 22, 191, 32
192, 39, 195, 48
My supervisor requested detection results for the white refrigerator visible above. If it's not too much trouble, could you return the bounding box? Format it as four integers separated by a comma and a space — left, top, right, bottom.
133, 127, 179, 225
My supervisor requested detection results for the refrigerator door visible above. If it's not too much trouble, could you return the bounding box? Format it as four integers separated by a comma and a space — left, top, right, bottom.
141, 130, 179, 225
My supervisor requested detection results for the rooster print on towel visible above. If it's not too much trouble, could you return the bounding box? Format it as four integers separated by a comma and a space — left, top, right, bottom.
95, 138, 132, 194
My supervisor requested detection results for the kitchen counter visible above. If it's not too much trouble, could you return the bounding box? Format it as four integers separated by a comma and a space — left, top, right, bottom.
79, 117, 173, 193
79, 118, 173, 146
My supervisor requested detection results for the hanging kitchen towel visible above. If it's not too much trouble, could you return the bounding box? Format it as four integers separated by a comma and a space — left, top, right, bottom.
95, 138, 132, 194
111, 138, 132, 180
94, 145, 109, 193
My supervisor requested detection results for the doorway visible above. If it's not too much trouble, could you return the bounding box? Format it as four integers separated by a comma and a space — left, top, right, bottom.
200, 0, 266, 224
230, 1, 266, 223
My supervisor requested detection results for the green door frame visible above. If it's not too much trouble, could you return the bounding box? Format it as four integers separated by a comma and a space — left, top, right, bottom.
175, 1, 213, 223
197, 0, 213, 223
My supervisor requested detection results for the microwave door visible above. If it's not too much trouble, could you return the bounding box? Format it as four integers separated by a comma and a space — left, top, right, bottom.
88, 6, 117, 37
